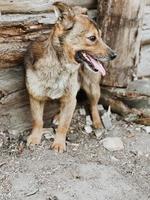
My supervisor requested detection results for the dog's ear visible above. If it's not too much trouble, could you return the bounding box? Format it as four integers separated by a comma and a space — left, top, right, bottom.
73, 6, 88, 15
53, 2, 75, 30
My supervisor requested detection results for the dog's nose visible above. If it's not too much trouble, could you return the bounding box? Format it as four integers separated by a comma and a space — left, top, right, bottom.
110, 52, 117, 60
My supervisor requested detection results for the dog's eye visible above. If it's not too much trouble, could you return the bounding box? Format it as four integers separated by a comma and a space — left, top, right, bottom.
88, 36, 96, 42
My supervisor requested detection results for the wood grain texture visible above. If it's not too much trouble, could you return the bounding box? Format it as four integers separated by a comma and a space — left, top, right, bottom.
0, 12, 56, 68
0, 9, 97, 68
0, 0, 97, 14
97, 0, 145, 87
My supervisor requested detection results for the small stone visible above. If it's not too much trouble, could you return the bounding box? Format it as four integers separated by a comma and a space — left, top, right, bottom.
97, 104, 104, 112
53, 117, 59, 125
135, 127, 141, 131
9, 130, 19, 140
142, 126, 150, 134
43, 128, 54, 140
137, 150, 143, 157
44, 133, 54, 140
86, 115, 92, 125
102, 137, 124, 151
79, 108, 86, 116
84, 125, 92, 134
111, 156, 119, 162
101, 112, 112, 130
67, 134, 78, 142
95, 129, 103, 139
0, 138, 3, 148
127, 132, 135, 138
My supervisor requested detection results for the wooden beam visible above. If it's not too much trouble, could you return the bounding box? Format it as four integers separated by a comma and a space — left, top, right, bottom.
0, 9, 97, 69
0, 0, 97, 14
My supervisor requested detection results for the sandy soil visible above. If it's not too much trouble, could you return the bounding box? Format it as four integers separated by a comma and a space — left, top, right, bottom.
0, 107, 150, 200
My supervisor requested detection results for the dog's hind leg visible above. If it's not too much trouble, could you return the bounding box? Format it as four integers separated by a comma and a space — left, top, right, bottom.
83, 83, 103, 129
27, 96, 45, 145
51, 96, 76, 153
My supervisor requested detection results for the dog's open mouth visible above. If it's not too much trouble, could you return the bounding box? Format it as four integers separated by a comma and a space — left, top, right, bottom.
75, 51, 106, 76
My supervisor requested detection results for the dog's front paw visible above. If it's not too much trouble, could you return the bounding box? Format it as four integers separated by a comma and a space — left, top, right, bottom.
51, 136, 66, 153
27, 134, 42, 146
93, 121, 103, 129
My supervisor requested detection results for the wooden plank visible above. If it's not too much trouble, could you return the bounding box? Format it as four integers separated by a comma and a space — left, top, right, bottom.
97, 0, 145, 87
0, 66, 59, 131
0, 0, 97, 14
0, 13, 53, 68
0, 9, 97, 68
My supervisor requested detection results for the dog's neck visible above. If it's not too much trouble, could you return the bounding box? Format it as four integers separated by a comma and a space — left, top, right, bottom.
47, 27, 79, 73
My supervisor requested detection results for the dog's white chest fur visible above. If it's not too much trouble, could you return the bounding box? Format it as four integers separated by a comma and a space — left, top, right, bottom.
26, 59, 80, 100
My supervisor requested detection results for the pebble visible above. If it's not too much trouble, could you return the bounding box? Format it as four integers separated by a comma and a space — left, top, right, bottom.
111, 156, 119, 162
79, 108, 86, 116
95, 129, 103, 139
53, 117, 59, 125
101, 112, 112, 130
84, 125, 92, 134
135, 127, 141, 131
0, 131, 4, 147
97, 104, 104, 112
9, 130, 19, 140
127, 132, 135, 138
43, 128, 54, 140
0, 138, 3, 148
142, 126, 150, 134
102, 137, 124, 151
86, 115, 92, 125
67, 134, 78, 142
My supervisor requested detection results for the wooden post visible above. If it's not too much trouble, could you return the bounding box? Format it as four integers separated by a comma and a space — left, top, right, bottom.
97, 0, 145, 87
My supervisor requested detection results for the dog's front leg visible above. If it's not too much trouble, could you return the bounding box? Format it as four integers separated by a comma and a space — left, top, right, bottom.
51, 96, 76, 153
27, 96, 45, 146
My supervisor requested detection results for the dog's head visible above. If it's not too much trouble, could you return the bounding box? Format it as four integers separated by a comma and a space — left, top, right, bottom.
53, 2, 117, 76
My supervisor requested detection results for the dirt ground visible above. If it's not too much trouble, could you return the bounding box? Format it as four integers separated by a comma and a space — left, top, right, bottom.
0, 106, 150, 200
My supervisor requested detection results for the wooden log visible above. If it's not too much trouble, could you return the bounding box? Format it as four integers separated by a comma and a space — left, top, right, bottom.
0, 13, 56, 68
0, 9, 97, 69
0, 0, 97, 14
97, 0, 145, 87
100, 81, 150, 125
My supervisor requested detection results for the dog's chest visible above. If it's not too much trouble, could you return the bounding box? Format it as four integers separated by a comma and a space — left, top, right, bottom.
26, 60, 80, 100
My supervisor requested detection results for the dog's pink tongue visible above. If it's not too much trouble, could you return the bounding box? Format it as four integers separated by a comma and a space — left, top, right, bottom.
89, 56, 106, 76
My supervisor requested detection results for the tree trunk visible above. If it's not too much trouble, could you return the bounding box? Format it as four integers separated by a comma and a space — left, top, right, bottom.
97, 0, 145, 87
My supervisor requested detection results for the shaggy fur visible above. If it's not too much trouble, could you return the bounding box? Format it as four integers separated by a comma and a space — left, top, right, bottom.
25, 2, 116, 153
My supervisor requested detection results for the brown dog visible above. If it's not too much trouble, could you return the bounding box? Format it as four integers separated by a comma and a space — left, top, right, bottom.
24, 2, 116, 153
